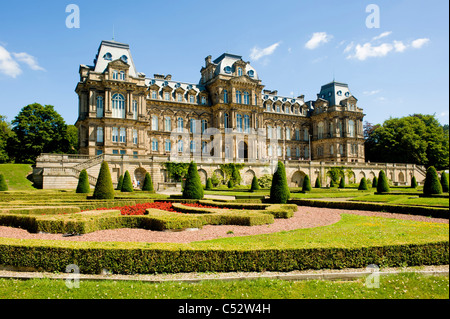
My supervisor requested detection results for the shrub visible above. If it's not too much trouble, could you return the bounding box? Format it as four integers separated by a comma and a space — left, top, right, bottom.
210, 173, 221, 187
314, 177, 321, 188
93, 161, 115, 200
411, 176, 418, 188
441, 172, 449, 193
0, 174, 8, 191
121, 171, 134, 192
372, 176, 378, 188
116, 175, 124, 191
339, 177, 345, 189
227, 180, 233, 188
250, 176, 260, 192
377, 170, 390, 193
76, 169, 90, 194
423, 166, 443, 195
258, 174, 273, 189
302, 175, 312, 192
205, 178, 213, 190
270, 161, 290, 203
182, 162, 204, 199
358, 177, 369, 190
330, 179, 336, 187
142, 172, 154, 192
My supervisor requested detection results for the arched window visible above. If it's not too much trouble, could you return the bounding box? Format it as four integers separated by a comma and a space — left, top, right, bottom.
177, 139, 184, 152
318, 122, 324, 139
238, 67, 243, 76
165, 139, 171, 152
236, 91, 242, 104
276, 126, 282, 139
243, 91, 250, 105
201, 119, 207, 133
112, 93, 125, 118
132, 100, 138, 120
152, 138, 158, 151
164, 117, 171, 132
286, 127, 291, 140
244, 114, 250, 133
236, 114, 243, 132
348, 120, 355, 137
177, 117, 184, 132
190, 119, 196, 134
224, 113, 229, 129
267, 125, 272, 139
96, 96, 104, 118
151, 115, 159, 131
223, 89, 228, 103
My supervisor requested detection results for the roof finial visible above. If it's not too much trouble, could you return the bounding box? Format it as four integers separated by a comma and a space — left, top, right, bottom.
112, 25, 115, 41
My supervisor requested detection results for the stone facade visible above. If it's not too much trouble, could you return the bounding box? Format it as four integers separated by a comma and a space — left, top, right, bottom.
33, 40, 426, 189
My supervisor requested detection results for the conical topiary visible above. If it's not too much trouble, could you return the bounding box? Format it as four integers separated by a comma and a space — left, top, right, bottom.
227, 180, 233, 188
93, 161, 114, 199
377, 170, 390, 193
440, 172, 449, 193
315, 177, 321, 188
358, 177, 369, 190
411, 176, 418, 188
372, 176, 378, 188
250, 176, 260, 192
76, 169, 90, 194
0, 174, 8, 191
330, 179, 336, 187
142, 172, 154, 192
339, 177, 345, 189
270, 161, 290, 203
183, 161, 204, 199
205, 178, 213, 190
302, 175, 312, 192
116, 175, 123, 191
423, 166, 442, 195
121, 170, 134, 192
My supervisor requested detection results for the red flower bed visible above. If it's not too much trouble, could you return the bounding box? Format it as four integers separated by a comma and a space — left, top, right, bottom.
94, 202, 223, 216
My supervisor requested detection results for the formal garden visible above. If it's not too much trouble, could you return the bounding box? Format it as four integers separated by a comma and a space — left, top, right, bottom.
0, 161, 448, 299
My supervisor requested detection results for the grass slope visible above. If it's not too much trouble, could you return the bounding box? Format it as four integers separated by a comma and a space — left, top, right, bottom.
0, 164, 35, 191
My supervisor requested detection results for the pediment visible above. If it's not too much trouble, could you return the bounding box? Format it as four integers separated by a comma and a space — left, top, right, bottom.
108, 59, 130, 69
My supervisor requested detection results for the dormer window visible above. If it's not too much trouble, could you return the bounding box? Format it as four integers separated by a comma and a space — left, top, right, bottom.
120, 55, 128, 63
337, 90, 342, 96
201, 96, 207, 105
247, 70, 254, 77
345, 92, 350, 97
238, 67, 243, 76
224, 66, 232, 74
103, 52, 112, 61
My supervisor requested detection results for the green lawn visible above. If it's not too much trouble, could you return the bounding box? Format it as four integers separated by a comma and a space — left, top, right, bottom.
350, 194, 449, 207
0, 164, 35, 191
0, 272, 447, 299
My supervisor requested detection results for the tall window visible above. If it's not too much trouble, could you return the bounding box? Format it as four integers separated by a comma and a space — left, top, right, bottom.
243, 91, 249, 105
151, 90, 157, 99
164, 92, 170, 101
132, 100, 138, 120
330, 145, 334, 155
96, 127, 103, 143
266, 103, 271, 112
244, 114, 250, 133
164, 117, 171, 132
201, 96, 207, 105
267, 125, 273, 139
236, 91, 242, 104
305, 146, 310, 159
165, 139, 171, 152
177, 117, 184, 132
348, 120, 355, 137
286, 127, 291, 140
318, 122, 324, 139
296, 147, 300, 157
201, 119, 207, 134
339, 121, 343, 137
268, 145, 273, 156
276, 126, 282, 139
238, 67, 243, 76
119, 128, 126, 143
202, 141, 207, 154
177, 139, 184, 152
224, 113, 229, 128
304, 128, 309, 141
190, 119, 196, 133
112, 127, 119, 142
295, 129, 300, 141
190, 140, 196, 153
189, 95, 195, 103
112, 70, 118, 80
96, 96, 104, 118
223, 90, 228, 103
339, 144, 344, 155
277, 145, 282, 157
276, 104, 280, 113
119, 71, 125, 80
152, 138, 158, 151
286, 146, 291, 157
152, 115, 158, 131
285, 105, 290, 114
133, 129, 138, 144
177, 93, 183, 102
112, 93, 125, 118
236, 114, 242, 132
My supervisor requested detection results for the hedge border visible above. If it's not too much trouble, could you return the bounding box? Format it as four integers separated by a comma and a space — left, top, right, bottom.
0, 240, 447, 274
289, 199, 449, 219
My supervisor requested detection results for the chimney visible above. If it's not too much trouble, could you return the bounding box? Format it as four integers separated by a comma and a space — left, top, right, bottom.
164, 74, 172, 80
205, 55, 212, 66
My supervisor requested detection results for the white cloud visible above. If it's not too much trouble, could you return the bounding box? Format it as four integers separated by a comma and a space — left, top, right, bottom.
372, 31, 392, 41
0, 45, 45, 78
305, 32, 333, 50
250, 42, 281, 61
0, 45, 22, 78
343, 41, 354, 53
363, 89, 381, 96
347, 42, 394, 61
12, 52, 45, 71
393, 40, 407, 52
411, 38, 430, 49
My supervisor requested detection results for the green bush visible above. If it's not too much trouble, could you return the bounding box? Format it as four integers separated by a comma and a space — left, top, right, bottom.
121, 171, 134, 192
372, 176, 378, 188
142, 172, 154, 192
302, 175, 312, 192
358, 177, 369, 190
227, 180, 233, 188
423, 166, 443, 195
440, 172, 449, 193
116, 175, 124, 191
339, 177, 345, 189
314, 177, 321, 188
205, 178, 213, 190
250, 176, 260, 192
182, 162, 204, 199
270, 161, 290, 203
0, 174, 8, 191
93, 161, 115, 200
258, 174, 272, 189
377, 170, 390, 193
330, 179, 336, 187
76, 169, 90, 194
411, 176, 418, 188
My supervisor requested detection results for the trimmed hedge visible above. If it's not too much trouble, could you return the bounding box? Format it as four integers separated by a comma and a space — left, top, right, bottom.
121, 171, 134, 193
142, 172, 154, 192
270, 161, 290, 203
93, 161, 115, 199
288, 199, 449, 219
441, 172, 449, 193
0, 206, 81, 215
183, 162, 204, 199
0, 174, 8, 191
250, 176, 260, 192
76, 169, 90, 194
377, 170, 390, 193
0, 240, 447, 274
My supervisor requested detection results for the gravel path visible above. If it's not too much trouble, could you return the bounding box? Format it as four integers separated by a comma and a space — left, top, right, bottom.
0, 206, 447, 244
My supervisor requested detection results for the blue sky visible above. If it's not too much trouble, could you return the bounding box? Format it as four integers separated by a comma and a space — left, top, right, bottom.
0, 0, 448, 126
